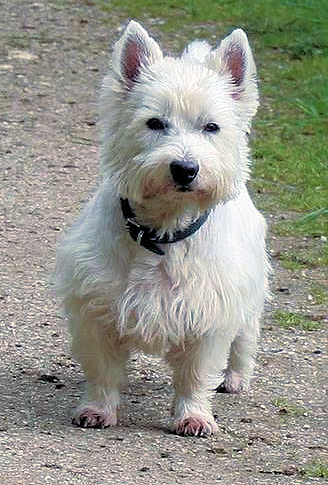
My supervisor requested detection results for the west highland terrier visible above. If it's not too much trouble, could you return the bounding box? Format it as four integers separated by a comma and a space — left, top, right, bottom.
56, 21, 269, 436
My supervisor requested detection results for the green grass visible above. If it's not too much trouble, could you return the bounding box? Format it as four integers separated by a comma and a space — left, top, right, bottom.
274, 311, 325, 331
272, 397, 309, 416
274, 212, 328, 238
302, 458, 328, 479
310, 283, 328, 305
276, 242, 328, 269
86, 0, 328, 238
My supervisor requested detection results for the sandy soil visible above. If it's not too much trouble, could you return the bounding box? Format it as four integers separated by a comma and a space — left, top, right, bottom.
0, 1, 327, 483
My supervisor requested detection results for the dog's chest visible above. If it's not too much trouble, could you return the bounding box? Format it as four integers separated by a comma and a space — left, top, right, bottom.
117, 252, 226, 349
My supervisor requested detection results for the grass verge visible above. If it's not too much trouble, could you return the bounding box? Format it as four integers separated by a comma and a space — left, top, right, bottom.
82, 0, 328, 239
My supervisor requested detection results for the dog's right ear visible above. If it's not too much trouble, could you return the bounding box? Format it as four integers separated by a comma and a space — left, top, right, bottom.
112, 21, 163, 89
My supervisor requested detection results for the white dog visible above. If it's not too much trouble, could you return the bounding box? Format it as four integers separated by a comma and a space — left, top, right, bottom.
56, 21, 269, 436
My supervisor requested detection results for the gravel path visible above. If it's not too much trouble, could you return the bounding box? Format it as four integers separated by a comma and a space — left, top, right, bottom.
0, 1, 327, 483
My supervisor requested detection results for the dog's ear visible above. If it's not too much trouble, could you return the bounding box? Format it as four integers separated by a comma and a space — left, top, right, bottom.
112, 21, 163, 88
209, 29, 259, 121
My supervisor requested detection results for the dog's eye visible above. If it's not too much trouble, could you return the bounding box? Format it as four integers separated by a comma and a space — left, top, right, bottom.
146, 118, 166, 131
204, 122, 220, 133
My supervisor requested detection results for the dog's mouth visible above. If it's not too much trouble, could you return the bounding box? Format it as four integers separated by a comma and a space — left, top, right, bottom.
177, 185, 193, 193
142, 180, 194, 199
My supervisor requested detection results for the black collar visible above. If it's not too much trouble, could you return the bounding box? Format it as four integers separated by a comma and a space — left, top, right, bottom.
120, 198, 210, 256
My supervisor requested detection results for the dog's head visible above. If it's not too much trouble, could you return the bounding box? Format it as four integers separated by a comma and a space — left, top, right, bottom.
100, 21, 259, 226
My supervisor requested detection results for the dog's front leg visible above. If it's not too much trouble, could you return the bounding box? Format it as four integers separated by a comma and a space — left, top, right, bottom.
166, 333, 231, 436
70, 316, 129, 428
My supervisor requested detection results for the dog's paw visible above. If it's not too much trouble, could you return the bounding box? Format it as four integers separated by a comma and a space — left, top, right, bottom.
72, 403, 117, 428
216, 370, 244, 394
174, 416, 218, 436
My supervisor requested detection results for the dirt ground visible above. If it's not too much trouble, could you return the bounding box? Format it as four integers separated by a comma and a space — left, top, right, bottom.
0, 1, 327, 483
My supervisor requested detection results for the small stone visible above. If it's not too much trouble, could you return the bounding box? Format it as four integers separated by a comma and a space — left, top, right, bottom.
160, 451, 170, 458
240, 417, 252, 423
207, 447, 229, 455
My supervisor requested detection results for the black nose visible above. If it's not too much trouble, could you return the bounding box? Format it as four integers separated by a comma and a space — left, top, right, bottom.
170, 159, 199, 187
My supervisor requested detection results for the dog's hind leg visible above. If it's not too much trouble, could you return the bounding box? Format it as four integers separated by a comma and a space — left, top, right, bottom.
69, 310, 129, 428
167, 332, 231, 436
217, 325, 259, 394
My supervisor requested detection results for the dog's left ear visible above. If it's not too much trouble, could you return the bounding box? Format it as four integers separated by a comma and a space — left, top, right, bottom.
209, 29, 259, 121
112, 20, 163, 89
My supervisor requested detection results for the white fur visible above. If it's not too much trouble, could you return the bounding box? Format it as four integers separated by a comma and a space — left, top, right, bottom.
56, 21, 270, 436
